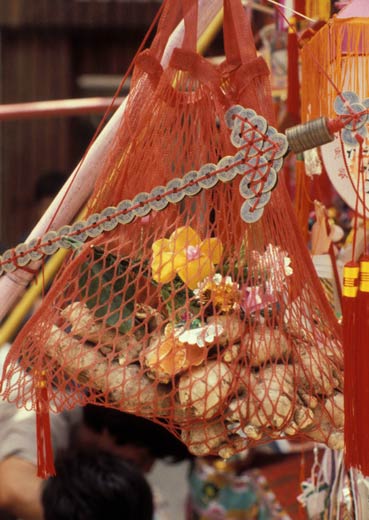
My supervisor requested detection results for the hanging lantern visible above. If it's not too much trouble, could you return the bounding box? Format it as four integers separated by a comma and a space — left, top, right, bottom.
301, 1, 369, 216
300, 0, 369, 476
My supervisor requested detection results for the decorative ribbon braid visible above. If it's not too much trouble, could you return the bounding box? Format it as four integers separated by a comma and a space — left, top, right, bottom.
0, 105, 288, 274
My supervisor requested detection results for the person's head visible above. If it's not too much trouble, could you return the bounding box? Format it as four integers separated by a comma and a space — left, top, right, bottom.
79, 405, 191, 472
42, 449, 154, 520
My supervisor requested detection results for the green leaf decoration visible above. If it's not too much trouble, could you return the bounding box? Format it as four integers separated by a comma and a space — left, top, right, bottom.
78, 247, 138, 334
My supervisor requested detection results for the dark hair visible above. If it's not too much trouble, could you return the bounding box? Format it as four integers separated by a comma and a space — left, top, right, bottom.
83, 405, 191, 462
42, 449, 153, 520
34, 170, 66, 201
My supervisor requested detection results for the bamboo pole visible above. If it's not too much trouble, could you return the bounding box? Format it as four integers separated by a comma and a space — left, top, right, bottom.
0, 0, 223, 325
0, 97, 122, 121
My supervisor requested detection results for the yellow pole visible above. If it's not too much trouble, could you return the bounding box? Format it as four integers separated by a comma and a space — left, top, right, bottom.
197, 6, 223, 55
0, 208, 86, 345
0, 6, 224, 346
0, 248, 68, 344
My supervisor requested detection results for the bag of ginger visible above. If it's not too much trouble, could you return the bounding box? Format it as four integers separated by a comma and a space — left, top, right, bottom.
1, 0, 343, 473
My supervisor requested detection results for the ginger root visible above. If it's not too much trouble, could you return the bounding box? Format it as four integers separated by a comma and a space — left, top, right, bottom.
206, 314, 245, 346
178, 361, 233, 420
44, 324, 108, 387
293, 342, 340, 396
61, 302, 143, 362
303, 392, 344, 450
228, 365, 298, 437
181, 419, 228, 456
242, 326, 291, 367
44, 325, 170, 417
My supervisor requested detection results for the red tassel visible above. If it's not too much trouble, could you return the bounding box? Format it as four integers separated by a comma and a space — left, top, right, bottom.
343, 261, 359, 471
35, 372, 55, 478
343, 257, 369, 476
355, 255, 369, 475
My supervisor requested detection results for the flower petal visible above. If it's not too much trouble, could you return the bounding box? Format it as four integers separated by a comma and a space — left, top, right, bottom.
284, 257, 293, 276
151, 252, 176, 284
152, 238, 170, 255
173, 251, 188, 271
152, 337, 188, 377
200, 237, 223, 264
177, 256, 214, 290
186, 344, 206, 366
169, 226, 201, 252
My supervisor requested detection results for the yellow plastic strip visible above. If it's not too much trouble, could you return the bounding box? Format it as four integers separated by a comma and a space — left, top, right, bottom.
343, 265, 360, 298
197, 6, 224, 54
359, 260, 369, 293
0, 248, 67, 345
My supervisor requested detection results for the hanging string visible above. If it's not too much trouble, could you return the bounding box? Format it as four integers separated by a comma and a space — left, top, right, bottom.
265, 0, 315, 22
277, 7, 343, 101
359, 139, 368, 254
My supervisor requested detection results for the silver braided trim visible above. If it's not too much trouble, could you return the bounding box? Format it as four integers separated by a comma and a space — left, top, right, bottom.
0, 105, 288, 274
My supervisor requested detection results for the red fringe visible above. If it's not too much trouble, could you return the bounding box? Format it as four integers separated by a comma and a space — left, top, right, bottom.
343, 258, 369, 476
287, 30, 300, 123
36, 382, 55, 478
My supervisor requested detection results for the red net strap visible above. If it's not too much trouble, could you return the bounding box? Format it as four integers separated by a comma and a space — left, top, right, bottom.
169, 49, 223, 92
149, 0, 198, 61
182, 0, 198, 52
221, 0, 274, 122
234, 58, 271, 93
134, 50, 164, 86
153, 0, 259, 69
223, 0, 257, 67
149, 0, 183, 61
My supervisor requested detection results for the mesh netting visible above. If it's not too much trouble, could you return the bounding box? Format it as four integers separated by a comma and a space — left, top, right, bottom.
1, 0, 343, 459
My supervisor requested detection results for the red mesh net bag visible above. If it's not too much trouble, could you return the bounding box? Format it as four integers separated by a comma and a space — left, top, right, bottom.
1, 0, 343, 468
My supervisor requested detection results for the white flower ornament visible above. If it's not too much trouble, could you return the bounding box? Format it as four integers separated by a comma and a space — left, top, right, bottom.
176, 323, 224, 348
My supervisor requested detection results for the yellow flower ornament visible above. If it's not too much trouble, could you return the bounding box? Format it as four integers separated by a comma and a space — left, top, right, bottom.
151, 226, 223, 290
